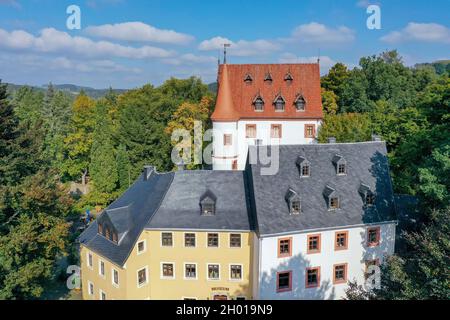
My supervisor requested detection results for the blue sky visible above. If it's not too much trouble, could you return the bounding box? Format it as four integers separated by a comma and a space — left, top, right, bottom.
0, 0, 449, 89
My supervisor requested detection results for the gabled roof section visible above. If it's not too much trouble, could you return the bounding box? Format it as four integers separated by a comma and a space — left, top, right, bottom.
285, 187, 300, 202
200, 189, 217, 204
323, 185, 337, 198
273, 92, 286, 104
211, 64, 240, 122
296, 155, 310, 166
332, 154, 346, 165
212, 63, 323, 121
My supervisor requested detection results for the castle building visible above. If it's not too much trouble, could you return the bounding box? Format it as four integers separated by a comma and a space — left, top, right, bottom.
211, 63, 323, 171
79, 140, 397, 300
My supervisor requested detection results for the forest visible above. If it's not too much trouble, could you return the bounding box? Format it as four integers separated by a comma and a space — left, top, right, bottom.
0, 50, 448, 299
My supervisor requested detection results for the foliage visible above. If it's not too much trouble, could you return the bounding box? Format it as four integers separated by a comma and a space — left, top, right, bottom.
321, 89, 338, 115
318, 113, 372, 143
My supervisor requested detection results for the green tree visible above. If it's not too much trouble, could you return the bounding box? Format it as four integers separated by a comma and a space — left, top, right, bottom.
116, 144, 131, 191
321, 62, 350, 106
318, 113, 372, 143
321, 89, 338, 115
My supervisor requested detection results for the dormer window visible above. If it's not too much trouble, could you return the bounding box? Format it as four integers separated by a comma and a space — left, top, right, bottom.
333, 154, 347, 176
330, 197, 340, 209
359, 183, 375, 207
294, 94, 306, 111
274, 94, 285, 112
285, 188, 301, 215
200, 190, 217, 216
366, 193, 375, 206
296, 156, 311, 177
253, 95, 264, 111
291, 200, 301, 214
244, 73, 253, 84
338, 163, 346, 175
284, 72, 293, 84
264, 72, 273, 83
301, 164, 310, 177
98, 223, 103, 235
324, 185, 340, 210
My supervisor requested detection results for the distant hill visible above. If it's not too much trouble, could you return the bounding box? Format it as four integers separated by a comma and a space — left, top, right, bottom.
208, 82, 217, 93
5, 83, 127, 99
415, 60, 450, 75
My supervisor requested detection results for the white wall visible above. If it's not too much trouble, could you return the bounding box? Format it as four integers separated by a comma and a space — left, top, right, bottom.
212, 119, 322, 170
256, 223, 396, 300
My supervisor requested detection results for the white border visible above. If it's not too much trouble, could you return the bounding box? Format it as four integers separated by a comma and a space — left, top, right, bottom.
206, 263, 220, 281
160, 262, 176, 280
183, 262, 198, 280
99, 289, 106, 300
137, 239, 146, 255
160, 232, 174, 247
111, 267, 119, 288
229, 233, 242, 249
136, 266, 149, 288
206, 232, 220, 248
87, 251, 93, 270
98, 259, 105, 278
228, 263, 243, 281
87, 280, 94, 296
183, 232, 197, 248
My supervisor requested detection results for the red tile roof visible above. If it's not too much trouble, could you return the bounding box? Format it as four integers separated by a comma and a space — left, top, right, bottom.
211, 63, 323, 122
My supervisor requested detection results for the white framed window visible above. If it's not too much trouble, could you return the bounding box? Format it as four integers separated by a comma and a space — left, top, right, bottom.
160, 262, 175, 279
207, 233, 219, 248
184, 263, 198, 280
112, 268, 119, 287
161, 232, 173, 247
98, 260, 105, 278
207, 263, 220, 281
137, 240, 146, 255
87, 252, 93, 269
99, 289, 106, 300
137, 266, 148, 288
229, 233, 242, 248
184, 232, 196, 248
229, 264, 243, 281
88, 281, 94, 296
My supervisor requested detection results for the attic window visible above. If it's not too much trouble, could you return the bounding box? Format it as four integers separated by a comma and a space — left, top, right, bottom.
253, 95, 264, 111
324, 185, 340, 210
291, 200, 301, 215
338, 163, 346, 175
297, 156, 310, 177
301, 164, 310, 177
365, 193, 375, 206
98, 223, 103, 235
200, 190, 217, 216
264, 72, 273, 83
359, 183, 375, 207
244, 73, 253, 84
202, 203, 215, 216
284, 72, 293, 84
274, 95, 285, 111
330, 197, 340, 210
285, 188, 301, 215
333, 154, 347, 176
294, 95, 306, 111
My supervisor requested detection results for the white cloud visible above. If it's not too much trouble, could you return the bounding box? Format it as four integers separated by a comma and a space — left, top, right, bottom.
198, 36, 281, 56
381, 22, 450, 44
0, 27, 175, 59
162, 53, 217, 65
278, 53, 337, 74
290, 22, 355, 44
85, 22, 194, 45
0, 0, 21, 9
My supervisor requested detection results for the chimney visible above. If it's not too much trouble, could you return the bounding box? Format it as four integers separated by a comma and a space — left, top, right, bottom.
143, 166, 154, 181
327, 137, 336, 144
372, 135, 381, 142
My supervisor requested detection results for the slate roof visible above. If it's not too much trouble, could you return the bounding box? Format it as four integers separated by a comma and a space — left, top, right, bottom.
79, 169, 174, 266
248, 142, 397, 236
147, 170, 252, 231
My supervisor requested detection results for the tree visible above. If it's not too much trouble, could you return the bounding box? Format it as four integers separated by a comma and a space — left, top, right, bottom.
12, 86, 44, 127
318, 113, 372, 143
321, 89, 338, 115
321, 62, 350, 106
116, 144, 131, 191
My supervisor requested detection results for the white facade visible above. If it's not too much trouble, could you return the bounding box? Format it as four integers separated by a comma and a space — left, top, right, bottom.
212, 119, 322, 170
253, 222, 396, 300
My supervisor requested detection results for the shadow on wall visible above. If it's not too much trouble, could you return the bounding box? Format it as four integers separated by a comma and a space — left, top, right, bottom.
259, 253, 335, 300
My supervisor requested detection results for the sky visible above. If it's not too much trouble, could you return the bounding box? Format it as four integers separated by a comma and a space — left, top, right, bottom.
0, 0, 449, 89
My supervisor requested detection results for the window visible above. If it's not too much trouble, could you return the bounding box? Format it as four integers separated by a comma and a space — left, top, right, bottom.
137, 267, 147, 287
105, 228, 110, 240
162, 263, 174, 278
207, 264, 220, 280
88, 281, 94, 295
278, 237, 292, 258
333, 264, 348, 284
366, 193, 375, 206
232, 160, 238, 170
291, 200, 301, 214
301, 164, 310, 177
99, 260, 105, 277
100, 290, 106, 300
223, 134, 232, 146
161, 232, 173, 247
207, 233, 219, 248
284, 72, 293, 83
244, 73, 253, 84
98, 223, 103, 235
367, 227, 380, 247
112, 232, 118, 243
305, 124, 315, 138
253, 97, 264, 111
185, 264, 197, 279
230, 234, 241, 248
201, 203, 215, 216
307, 234, 321, 254
112, 268, 119, 287
338, 163, 346, 175
330, 197, 340, 210
274, 96, 285, 111
306, 267, 320, 288
271, 124, 282, 138
246, 124, 256, 138
87, 252, 93, 269
335, 231, 348, 250
230, 265, 242, 280
185, 233, 196, 247
264, 72, 273, 83
277, 271, 292, 292
365, 259, 380, 280
295, 96, 306, 111
137, 240, 146, 254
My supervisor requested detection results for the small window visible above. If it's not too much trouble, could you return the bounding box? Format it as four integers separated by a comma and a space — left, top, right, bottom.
98, 223, 103, 235
333, 264, 348, 284
264, 72, 273, 83
207, 264, 220, 280
112, 232, 118, 243
88, 282, 94, 295
278, 238, 292, 258
277, 271, 292, 292
185, 264, 197, 279
201, 203, 215, 216
366, 193, 375, 206
291, 200, 301, 214
295, 96, 306, 111
300, 164, 310, 177
284, 72, 293, 83
274, 96, 285, 111
271, 124, 282, 138
137, 267, 147, 287
306, 267, 320, 288
161, 232, 173, 247
223, 134, 232, 146
367, 227, 380, 247
105, 228, 110, 240
338, 163, 346, 175
330, 197, 340, 210
207, 233, 219, 248
162, 263, 174, 278
244, 73, 253, 84
99, 260, 105, 277
305, 124, 315, 138
307, 234, 321, 254
253, 97, 264, 111
112, 269, 119, 286
137, 240, 146, 254
230, 234, 241, 248
99, 290, 106, 300
230, 265, 242, 280
246, 124, 256, 138
335, 231, 348, 250
185, 233, 196, 247
87, 252, 93, 269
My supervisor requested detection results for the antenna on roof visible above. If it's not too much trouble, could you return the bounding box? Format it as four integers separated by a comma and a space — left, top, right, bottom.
223, 43, 231, 64
317, 48, 321, 64
217, 49, 221, 66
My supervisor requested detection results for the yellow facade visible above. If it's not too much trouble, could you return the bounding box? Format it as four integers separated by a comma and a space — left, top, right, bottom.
81, 230, 254, 300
